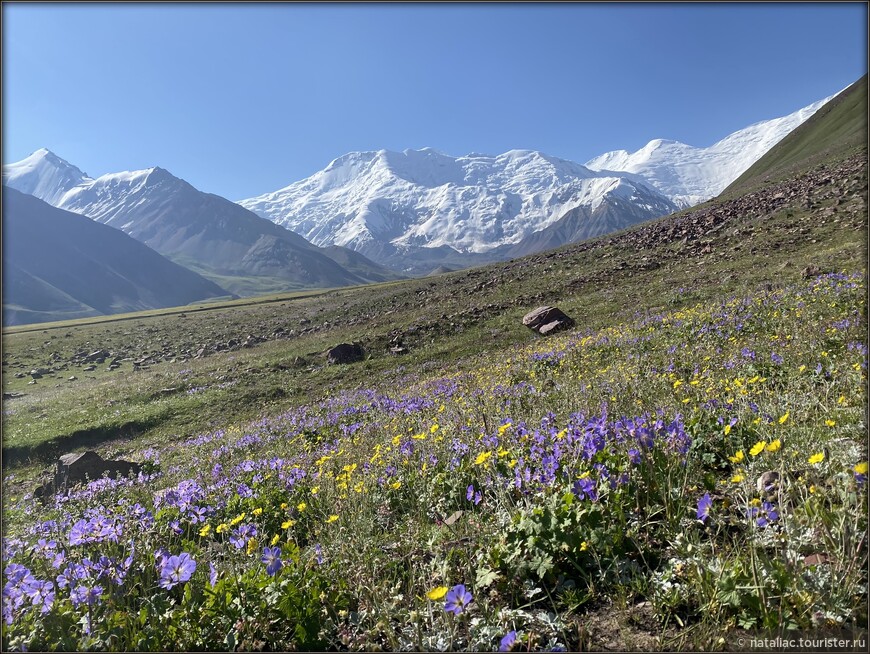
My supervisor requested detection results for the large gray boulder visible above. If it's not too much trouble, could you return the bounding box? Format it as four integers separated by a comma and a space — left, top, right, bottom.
33, 450, 142, 503
522, 306, 575, 335
326, 343, 365, 364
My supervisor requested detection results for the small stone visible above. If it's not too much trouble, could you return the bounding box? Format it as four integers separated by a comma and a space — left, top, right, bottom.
756, 471, 781, 494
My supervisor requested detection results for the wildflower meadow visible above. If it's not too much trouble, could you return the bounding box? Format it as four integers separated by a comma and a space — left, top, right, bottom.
2, 269, 866, 650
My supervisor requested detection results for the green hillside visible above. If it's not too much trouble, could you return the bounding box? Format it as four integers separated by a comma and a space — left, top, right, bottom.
722, 75, 867, 198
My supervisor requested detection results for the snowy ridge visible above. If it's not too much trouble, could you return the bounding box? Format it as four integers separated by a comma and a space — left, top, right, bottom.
1, 148, 93, 205
239, 148, 677, 255
585, 93, 837, 207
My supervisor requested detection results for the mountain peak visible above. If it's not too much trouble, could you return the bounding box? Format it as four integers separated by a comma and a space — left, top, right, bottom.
3, 148, 92, 205
584, 94, 833, 206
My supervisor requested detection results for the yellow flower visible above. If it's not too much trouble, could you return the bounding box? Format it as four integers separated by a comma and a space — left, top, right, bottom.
765, 439, 782, 453
426, 586, 448, 600
825, 420, 836, 427
579, 541, 589, 552
246, 537, 258, 556
724, 424, 732, 436
229, 512, 246, 526
748, 498, 762, 507
673, 380, 683, 389
253, 508, 263, 516
326, 514, 339, 523
297, 502, 307, 512
199, 524, 211, 537
271, 534, 280, 546
430, 423, 439, 434
749, 441, 766, 457
728, 450, 745, 463
778, 412, 790, 425
855, 462, 868, 475
391, 480, 402, 490
474, 451, 493, 466
310, 486, 320, 495
280, 502, 288, 510
731, 474, 745, 483
281, 519, 295, 529
216, 523, 229, 534
808, 452, 825, 465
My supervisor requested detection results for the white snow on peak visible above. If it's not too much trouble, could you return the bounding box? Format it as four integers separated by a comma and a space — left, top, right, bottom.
2, 148, 93, 205
585, 93, 837, 207
54, 166, 186, 227
238, 148, 674, 254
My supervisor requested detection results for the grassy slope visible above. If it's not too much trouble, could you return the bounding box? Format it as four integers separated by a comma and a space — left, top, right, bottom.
723, 74, 867, 198
2, 145, 865, 479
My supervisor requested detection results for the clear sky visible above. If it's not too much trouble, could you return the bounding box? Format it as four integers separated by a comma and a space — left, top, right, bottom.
3, 2, 867, 199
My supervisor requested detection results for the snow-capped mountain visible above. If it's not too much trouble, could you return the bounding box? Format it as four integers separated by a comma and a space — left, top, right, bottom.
2, 148, 93, 205
238, 148, 679, 271
585, 94, 836, 207
3, 150, 402, 295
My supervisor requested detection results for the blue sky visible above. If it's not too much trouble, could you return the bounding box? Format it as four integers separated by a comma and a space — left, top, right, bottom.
3, 2, 866, 199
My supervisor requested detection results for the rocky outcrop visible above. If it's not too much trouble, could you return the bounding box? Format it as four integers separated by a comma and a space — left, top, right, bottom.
522, 306, 575, 335
326, 343, 365, 365
33, 450, 142, 503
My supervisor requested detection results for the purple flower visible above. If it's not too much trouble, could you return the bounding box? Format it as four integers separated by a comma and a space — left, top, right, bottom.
70, 584, 103, 608
209, 562, 218, 588
261, 546, 283, 576
158, 552, 197, 590
314, 543, 324, 565
499, 630, 518, 652
229, 524, 257, 549
697, 493, 712, 523
572, 477, 598, 502
466, 484, 482, 505
627, 448, 642, 465
444, 583, 472, 615
747, 502, 779, 527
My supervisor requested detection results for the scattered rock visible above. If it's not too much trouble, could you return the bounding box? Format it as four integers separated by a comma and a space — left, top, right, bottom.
326, 343, 365, 364
522, 306, 575, 335
756, 471, 781, 494
802, 264, 821, 279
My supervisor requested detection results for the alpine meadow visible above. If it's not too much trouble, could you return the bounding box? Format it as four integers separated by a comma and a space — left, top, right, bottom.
1, 17, 868, 652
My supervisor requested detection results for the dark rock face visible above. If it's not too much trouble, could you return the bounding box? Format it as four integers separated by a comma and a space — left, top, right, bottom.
522, 306, 575, 335
326, 343, 365, 364
33, 450, 142, 504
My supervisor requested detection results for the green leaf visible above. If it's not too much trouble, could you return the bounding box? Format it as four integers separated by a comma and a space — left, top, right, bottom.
475, 566, 501, 589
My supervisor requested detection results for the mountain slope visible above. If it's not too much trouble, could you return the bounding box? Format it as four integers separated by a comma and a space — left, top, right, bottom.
2, 188, 232, 326
3, 151, 403, 295
238, 148, 679, 273
722, 75, 867, 198
585, 92, 836, 206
